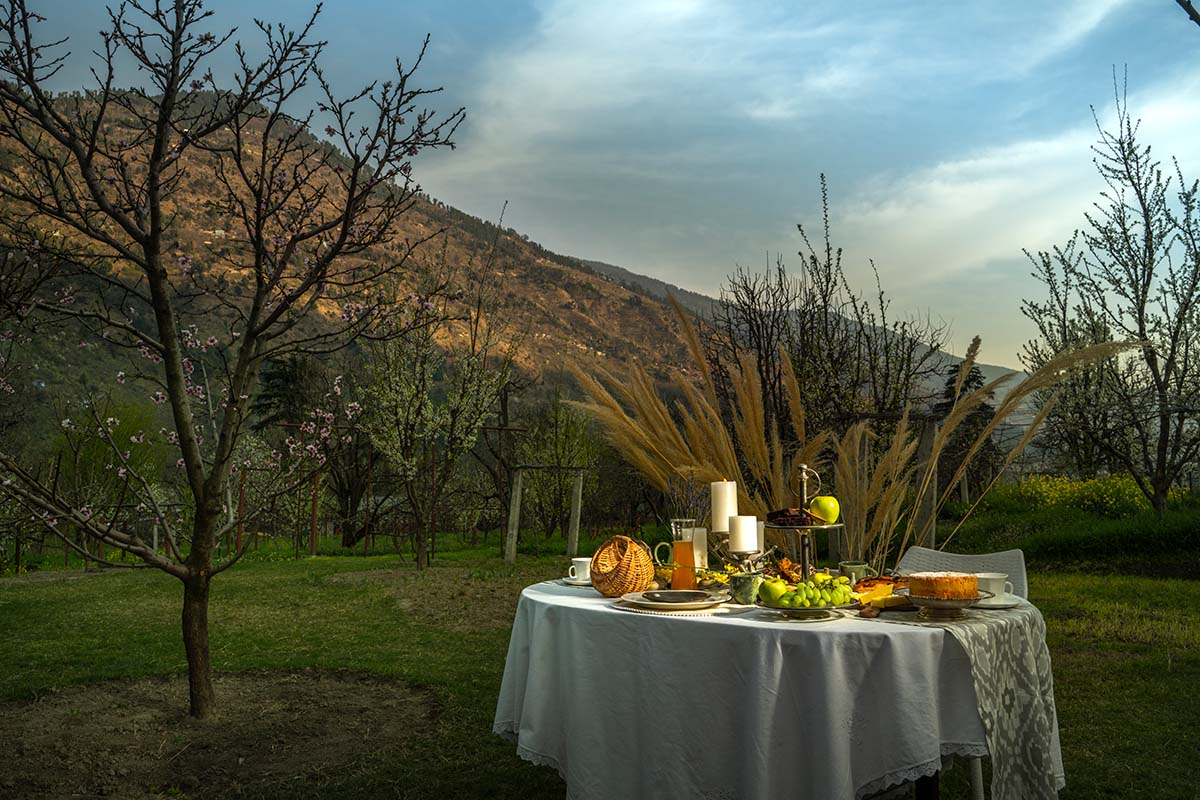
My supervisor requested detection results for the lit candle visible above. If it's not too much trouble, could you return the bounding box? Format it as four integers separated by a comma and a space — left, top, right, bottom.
710, 480, 737, 533
729, 515, 758, 553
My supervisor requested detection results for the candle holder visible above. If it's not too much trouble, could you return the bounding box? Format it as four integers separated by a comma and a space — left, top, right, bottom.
714, 534, 771, 575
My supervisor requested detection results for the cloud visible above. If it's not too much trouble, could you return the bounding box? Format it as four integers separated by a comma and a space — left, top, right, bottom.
831, 69, 1200, 362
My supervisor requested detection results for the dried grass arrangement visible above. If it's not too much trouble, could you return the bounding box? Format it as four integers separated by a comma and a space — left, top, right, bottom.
575, 299, 1135, 571
571, 300, 830, 542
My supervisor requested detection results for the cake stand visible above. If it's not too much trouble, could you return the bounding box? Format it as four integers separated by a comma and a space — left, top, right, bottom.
896, 588, 994, 621
763, 521, 845, 580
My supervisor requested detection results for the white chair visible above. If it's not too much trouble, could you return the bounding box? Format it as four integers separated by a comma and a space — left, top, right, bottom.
895, 546, 1027, 598
894, 546, 1028, 800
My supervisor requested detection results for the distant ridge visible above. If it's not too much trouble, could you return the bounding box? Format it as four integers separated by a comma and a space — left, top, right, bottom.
579, 258, 1027, 402
581, 259, 715, 318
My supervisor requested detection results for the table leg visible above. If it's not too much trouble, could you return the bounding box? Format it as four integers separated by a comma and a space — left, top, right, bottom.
914, 773, 940, 800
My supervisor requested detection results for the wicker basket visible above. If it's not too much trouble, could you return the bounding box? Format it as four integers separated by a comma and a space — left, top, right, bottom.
590, 535, 655, 597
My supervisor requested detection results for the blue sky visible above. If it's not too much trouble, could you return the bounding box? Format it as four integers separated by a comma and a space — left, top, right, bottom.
36, 0, 1200, 367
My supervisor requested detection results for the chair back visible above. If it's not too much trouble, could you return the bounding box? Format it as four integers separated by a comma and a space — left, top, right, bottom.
895, 546, 1027, 599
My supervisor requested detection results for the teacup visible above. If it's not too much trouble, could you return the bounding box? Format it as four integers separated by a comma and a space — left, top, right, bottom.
568, 557, 591, 582
838, 560, 877, 585
976, 572, 1013, 599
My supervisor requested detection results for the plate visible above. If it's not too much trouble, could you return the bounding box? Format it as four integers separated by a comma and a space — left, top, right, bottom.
757, 600, 861, 617
561, 576, 593, 587
620, 590, 730, 611
973, 594, 1022, 609
756, 608, 843, 623
642, 590, 711, 603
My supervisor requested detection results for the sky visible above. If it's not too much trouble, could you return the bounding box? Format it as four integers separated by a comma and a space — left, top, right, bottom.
34, 0, 1200, 368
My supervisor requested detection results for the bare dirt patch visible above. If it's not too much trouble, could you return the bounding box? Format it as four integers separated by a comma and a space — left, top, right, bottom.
0, 670, 437, 799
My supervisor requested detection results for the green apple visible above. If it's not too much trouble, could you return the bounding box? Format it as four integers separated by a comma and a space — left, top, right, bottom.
808, 495, 840, 524
759, 578, 789, 604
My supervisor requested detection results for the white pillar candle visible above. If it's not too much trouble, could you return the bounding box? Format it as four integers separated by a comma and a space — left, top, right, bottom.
710, 480, 737, 533
729, 515, 758, 553
757, 520, 765, 553
690, 528, 708, 569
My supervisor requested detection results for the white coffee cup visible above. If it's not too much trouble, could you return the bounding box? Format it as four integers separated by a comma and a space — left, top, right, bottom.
568, 557, 591, 582
976, 572, 1013, 599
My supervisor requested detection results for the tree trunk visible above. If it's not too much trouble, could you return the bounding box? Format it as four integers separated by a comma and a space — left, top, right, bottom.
182, 572, 215, 719
414, 533, 427, 569
1152, 482, 1169, 515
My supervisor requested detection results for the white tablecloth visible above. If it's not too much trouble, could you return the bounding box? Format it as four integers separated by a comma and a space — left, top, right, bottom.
494, 582, 1060, 800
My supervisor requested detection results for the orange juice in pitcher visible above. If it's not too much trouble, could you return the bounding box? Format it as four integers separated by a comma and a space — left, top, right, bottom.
671, 539, 696, 590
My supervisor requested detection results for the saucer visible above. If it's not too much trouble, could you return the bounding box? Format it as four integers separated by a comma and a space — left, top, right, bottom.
562, 576, 592, 587
973, 593, 1021, 609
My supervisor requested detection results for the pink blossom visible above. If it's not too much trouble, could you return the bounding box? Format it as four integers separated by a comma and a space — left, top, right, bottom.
116, 371, 126, 384
151, 391, 166, 404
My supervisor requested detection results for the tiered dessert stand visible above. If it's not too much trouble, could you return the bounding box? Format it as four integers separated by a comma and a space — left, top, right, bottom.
763, 464, 844, 579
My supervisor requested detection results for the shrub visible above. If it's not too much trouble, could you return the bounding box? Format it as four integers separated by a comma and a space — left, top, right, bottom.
981, 474, 1183, 518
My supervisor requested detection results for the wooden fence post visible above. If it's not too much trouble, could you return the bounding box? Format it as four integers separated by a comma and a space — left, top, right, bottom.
309, 472, 319, 557
916, 418, 938, 549
567, 472, 583, 557
505, 469, 523, 564
236, 469, 245, 553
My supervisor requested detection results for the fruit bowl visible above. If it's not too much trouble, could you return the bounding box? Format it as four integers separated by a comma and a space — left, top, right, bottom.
757, 598, 861, 619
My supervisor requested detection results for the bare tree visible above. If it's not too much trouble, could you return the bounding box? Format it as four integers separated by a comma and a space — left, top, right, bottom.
0, 0, 463, 717
1177, 0, 1200, 29
706, 176, 947, 445
1022, 91, 1200, 512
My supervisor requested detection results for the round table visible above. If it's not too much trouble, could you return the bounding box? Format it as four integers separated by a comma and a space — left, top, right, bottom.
494, 582, 1023, 800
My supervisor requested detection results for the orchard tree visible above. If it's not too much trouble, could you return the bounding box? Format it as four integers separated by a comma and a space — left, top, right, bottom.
518, 389, 598, 538
365, 244, 515, 569
253, 355, 382, 547
705, 176, 947, 442
0, 0, 463, 717
1022, 94, 1200, 512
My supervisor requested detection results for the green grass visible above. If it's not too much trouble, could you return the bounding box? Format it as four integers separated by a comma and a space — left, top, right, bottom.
1, 544, 1198, 798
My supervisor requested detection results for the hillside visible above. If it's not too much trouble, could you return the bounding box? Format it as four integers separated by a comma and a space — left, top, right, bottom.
2, 99, 1022, 432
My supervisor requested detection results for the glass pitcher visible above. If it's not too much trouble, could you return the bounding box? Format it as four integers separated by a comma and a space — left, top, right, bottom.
653, 519, 697, 590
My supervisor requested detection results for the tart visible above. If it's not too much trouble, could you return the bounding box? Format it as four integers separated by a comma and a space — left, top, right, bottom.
852, 575, 909, 593
907, 571, 978, 600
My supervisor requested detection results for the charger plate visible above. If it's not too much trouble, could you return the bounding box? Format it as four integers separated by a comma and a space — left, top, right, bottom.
612, 599, 753, 617
619, 590, 729, 611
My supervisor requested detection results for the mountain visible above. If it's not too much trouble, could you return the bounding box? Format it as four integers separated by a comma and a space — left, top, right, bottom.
3, 100, 1025, 425
580, 259, 716, 319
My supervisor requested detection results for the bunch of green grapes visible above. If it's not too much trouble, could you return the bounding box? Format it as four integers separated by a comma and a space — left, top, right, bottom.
768, 574, 854, 609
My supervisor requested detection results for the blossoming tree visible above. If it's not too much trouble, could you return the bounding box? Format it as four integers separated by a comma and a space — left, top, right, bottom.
0, 0, 462, 718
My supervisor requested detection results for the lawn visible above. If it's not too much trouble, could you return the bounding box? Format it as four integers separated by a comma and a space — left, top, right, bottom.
0, 537, 1197, 799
